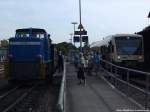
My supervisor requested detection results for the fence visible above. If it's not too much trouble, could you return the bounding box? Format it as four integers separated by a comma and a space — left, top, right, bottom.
101, 59, 150, 109
57, 62, 66, 112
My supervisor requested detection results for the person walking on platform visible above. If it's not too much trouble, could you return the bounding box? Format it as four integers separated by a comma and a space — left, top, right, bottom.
58, 51, 64, 72
87, 53, 94, 76
93, 52, 101, 75
77, 53, 86, 85
84, 54, 89, 74
74, 53, 79, 69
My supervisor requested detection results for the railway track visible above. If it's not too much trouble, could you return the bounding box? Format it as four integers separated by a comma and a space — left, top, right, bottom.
0, 84, 37, 112
0, 86, 19, 100
0, 72, 61, 112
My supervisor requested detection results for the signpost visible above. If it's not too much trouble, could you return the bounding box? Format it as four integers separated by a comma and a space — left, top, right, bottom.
74, 30, 87, 35
82, 36, 88, 42
70, 0, 89, 52
73, 36, 80, 42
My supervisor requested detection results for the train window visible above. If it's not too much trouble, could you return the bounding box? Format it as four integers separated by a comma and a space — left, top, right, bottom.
108, 45, 111, 53
115, 37, 142, 55
40, 34, 45, 38
32, 33, 45, 38
108, 41, 114, 53
16, 33, 30, 38
111, 45, 114, 53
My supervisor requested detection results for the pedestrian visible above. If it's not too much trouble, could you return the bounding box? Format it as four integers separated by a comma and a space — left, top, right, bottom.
58, 51, 64, 72
84, 54, 89, 73
77, 53, 86, 85
93, 52, 101, 75
74, 53, 79, 69
87, 53, 94, 76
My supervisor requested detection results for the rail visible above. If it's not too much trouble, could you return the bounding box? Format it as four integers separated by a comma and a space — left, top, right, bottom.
101, 59, 150, 109
57, 61, 66, 112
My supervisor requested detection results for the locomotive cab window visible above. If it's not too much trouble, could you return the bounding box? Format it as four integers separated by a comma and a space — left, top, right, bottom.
16, 32, 30, 38
32, 33, 45, 38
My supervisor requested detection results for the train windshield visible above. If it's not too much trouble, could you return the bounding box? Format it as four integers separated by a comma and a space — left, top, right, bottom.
115, 37, 142, 55
15, 32, 45, 38
15, 29, 46, 38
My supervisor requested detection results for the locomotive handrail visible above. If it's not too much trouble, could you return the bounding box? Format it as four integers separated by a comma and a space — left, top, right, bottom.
0, 62, 4, 74
0, 69, 4, 72
57, 61, 66, 112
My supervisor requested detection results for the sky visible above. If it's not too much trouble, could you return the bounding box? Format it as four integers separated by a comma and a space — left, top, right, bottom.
0, 0, 150, 44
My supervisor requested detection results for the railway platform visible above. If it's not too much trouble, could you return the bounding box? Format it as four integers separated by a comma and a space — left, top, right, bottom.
66, 63, 145, 112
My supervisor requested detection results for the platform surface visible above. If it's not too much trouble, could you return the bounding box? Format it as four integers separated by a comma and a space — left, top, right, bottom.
66, 63, 143, 112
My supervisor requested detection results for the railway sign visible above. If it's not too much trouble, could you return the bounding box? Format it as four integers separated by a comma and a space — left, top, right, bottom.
73, 36, 80, 42
82, 36, 88, 42
74, 30, 87, 35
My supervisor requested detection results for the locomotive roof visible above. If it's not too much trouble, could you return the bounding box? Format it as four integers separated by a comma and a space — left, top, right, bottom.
90, 34, 142, 48
16, 28, 46, 33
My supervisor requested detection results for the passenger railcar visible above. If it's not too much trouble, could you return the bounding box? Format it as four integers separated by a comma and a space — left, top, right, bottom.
91, 34, 144, 67
5, 28, 54, 82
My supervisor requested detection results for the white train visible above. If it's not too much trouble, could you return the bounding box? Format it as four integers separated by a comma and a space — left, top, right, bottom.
91, 34, 144, 67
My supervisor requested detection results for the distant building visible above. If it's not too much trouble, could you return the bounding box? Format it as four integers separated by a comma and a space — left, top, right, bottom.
137, 25, 150, 67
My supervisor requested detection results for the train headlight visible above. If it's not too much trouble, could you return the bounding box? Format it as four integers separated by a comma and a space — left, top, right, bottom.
117, 56, 121, 59
138, 56, 143, 59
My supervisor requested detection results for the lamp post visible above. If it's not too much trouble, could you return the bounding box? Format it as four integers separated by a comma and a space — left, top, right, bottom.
71, 22, 78, 33
78, 0, 84, 52
71, 22, 78, 45
69, 33, 73, 44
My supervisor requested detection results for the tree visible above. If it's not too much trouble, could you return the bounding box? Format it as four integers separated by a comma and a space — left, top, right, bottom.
56, 42, 77, 55
0, 39, 8, 47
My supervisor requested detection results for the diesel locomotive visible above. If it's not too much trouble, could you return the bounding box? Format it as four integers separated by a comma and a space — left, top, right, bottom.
5, 28, 56, 82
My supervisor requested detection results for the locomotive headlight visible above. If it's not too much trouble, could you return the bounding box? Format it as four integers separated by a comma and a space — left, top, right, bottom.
117, 56, 121, 59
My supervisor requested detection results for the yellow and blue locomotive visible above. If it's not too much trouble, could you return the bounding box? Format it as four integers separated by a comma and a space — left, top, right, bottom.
5, 28, 55, 82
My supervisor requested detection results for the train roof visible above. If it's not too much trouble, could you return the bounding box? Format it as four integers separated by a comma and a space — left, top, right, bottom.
110, 34, 142, 38
16, 28, 46, 33
90, 34, 142, 48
